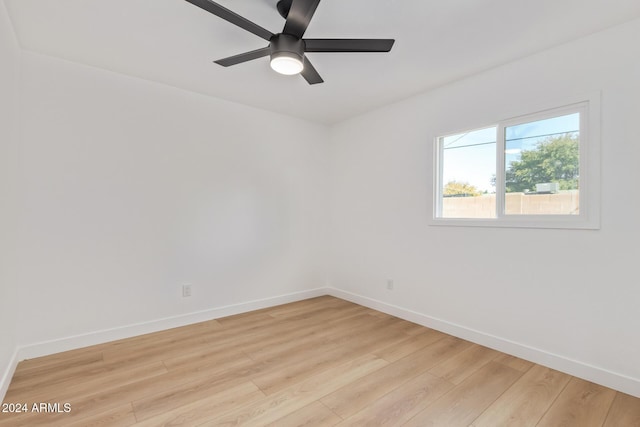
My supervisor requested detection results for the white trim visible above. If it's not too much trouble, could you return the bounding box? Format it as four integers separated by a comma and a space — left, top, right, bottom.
0, 289, 326, 402
326, 287, 640, 398
496, 120, 507, 218
3, 286, 638, 402
430, 216, 599, 230
0, 288, 325, 401
433, 134, 444, 218
9, 288, 327, 365
0, 348, 20, 403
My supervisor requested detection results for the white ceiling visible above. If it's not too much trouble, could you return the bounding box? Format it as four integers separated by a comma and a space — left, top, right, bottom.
5, 0, 640, 124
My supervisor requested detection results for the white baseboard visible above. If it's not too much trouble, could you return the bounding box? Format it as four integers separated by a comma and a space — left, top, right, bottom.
3, 286, 639, 402
0, 287, 327, 402
17, 288, 328, 362
326, 287, 640, 398
0, 349, 19, 403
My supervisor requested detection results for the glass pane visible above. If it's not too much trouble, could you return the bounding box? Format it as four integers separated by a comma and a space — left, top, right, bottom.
440, 127, 496, 218
504, 113, 580, 215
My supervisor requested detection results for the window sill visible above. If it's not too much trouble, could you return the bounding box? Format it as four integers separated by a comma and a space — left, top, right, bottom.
429, 216, 600, 230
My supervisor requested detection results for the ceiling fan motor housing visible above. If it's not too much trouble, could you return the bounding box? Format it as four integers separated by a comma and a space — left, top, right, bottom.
270, 33, 305, 64
276, 0, 293, 19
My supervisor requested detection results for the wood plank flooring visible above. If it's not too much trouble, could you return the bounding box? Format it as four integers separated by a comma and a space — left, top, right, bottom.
1, 296, 638, 426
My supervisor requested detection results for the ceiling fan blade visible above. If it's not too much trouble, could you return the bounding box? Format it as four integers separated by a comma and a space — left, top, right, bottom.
282, 0, 320, 38
184, 0, 274, 41
304, 39, 395, 52
300, 57, 323, 85
214, 47, 271, 67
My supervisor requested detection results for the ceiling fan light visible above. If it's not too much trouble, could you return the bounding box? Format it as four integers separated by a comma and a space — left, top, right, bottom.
270, 52, 304, 75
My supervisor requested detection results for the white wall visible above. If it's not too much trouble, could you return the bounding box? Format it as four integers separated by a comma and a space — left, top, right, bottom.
2, 10, 639, 401
12, 51, 329, 349
0, 1, 21, 398
329, 18, 640, 395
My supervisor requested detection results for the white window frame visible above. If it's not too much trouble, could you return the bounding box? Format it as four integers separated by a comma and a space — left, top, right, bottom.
432, 94, 600, 229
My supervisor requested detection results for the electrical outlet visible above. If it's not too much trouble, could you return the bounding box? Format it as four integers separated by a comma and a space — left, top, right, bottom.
182, 284, 192, 297
386, 279, 394, 290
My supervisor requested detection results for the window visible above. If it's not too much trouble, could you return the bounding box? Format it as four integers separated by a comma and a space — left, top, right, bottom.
433, 99, 600, 229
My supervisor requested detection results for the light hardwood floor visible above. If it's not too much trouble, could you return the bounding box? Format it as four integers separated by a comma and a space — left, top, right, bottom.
1, 296, 639, 426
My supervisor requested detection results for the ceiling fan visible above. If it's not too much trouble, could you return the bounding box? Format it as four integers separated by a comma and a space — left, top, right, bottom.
184, 0, 395, 84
